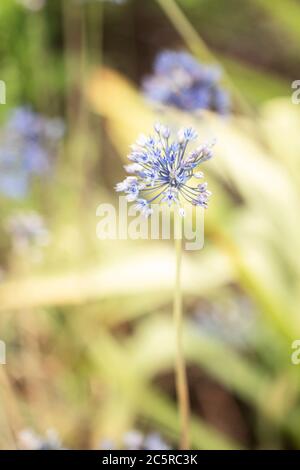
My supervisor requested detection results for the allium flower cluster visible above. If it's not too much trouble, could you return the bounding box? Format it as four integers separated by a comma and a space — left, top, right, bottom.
115, 123, 214, 217
143, 50, 230, 115
0, 107, 64, 198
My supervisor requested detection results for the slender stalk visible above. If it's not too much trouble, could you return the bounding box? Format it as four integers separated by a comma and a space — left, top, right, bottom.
174, 235, 190, 449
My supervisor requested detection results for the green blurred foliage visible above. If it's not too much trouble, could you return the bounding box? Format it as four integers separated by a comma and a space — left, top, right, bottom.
0, 0, 300, 450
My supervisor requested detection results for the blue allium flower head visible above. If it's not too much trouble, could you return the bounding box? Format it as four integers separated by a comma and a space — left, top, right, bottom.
143, 50, 230, 115
116, 123, 214, 217
0, 107, 64, 199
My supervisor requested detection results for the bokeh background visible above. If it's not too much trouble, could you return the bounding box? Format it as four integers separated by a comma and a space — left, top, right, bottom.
0, 0, 300, 450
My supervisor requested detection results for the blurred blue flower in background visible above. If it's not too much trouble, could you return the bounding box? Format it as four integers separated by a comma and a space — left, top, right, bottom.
102, 0, 126, 3
100, 430, 170, 450
0, 107, 64, 199
193, 296, 255, 350
143, 50, 230, 115
19, 428, 169, 450
74, 0, 126, 4
18, 0, 126, 9
16, 0, 46, 11
5, 211, 50, 253
19, 429, 64, 450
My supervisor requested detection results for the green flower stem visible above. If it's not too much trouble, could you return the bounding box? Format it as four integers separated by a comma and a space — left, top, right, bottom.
174, 235, 190, 449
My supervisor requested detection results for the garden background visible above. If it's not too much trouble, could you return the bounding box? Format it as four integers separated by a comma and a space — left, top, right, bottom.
0, 0, 300, 450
